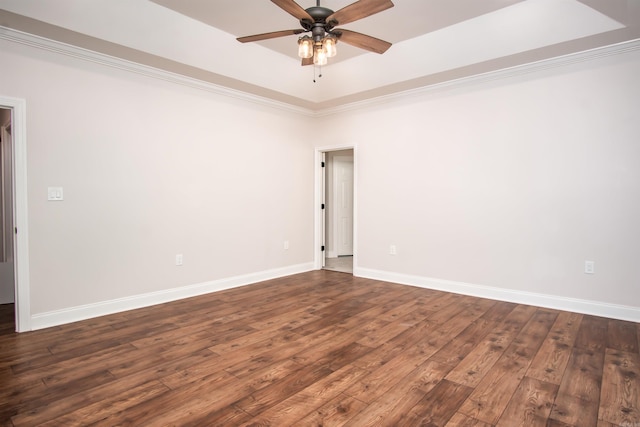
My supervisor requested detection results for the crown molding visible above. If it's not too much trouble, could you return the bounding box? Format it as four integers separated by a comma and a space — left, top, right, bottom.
2, 25, 639, 118
0, 26, 317, 117
315, 38, 640, 117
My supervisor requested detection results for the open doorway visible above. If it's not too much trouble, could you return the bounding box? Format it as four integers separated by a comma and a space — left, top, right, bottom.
0, 96, 30, 332
0, 107, 15, 329
324, 150, 353, 273
315, 147, 355, 274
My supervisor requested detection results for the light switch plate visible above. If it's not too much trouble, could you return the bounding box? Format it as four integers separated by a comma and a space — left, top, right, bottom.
584, 260, 594, 274
48, 187, 63, 201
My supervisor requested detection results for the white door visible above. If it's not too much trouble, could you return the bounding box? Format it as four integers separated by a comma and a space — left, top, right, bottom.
334, 156, 353, 256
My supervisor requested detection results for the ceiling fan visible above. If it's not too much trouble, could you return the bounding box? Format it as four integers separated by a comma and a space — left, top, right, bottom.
237, 0, 394, 66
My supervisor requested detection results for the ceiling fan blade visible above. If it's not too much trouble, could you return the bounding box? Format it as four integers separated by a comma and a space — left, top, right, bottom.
237, 29, 305, 43
271, 0, 313, 22
334, 29, 391, 54
327, 0, 394, 26
301, 57, 313, 66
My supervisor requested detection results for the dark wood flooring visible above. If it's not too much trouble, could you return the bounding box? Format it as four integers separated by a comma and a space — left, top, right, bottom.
0, 270, 638, 426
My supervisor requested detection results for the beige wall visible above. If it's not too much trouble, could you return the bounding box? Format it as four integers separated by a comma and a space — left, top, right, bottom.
1, 34, 639, 325
0, 38, 315, 315
319, 49, 640, 310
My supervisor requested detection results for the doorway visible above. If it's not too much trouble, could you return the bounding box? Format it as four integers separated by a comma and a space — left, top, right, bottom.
0, 96, 30, 332
315, 147, 355, 274
0, 108, 14, 314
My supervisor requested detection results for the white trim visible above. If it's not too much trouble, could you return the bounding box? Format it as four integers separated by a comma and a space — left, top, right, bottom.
0, 96, 30, 332
0, 27, 315, 118
30, 262, 314, 331
314, 144, 357, 271
316, 38, 640, 117
1, 26, 638, 117
355, 267, 640, 323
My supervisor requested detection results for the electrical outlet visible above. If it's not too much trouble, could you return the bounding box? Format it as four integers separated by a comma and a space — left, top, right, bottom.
389, 245, 397, 255
584, 260, 594, 274
176, 254, 183, 266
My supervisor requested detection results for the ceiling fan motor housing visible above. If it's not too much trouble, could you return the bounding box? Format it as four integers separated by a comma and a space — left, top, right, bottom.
301, 6, 337, 32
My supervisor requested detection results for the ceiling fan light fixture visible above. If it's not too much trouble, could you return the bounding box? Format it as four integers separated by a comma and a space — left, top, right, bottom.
297, 36, 314, 59
313, 44, 328, 66
237, 0, 395, 74
323, 35, 337, 58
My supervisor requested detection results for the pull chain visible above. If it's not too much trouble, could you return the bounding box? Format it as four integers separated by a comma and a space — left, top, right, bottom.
313, 65, 323, 83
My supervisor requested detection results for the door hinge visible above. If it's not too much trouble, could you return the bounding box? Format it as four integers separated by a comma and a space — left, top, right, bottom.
321, 246, 325, 251
14, 227, 17, 234
321, 203, 325, 209
321, 161, 325, 167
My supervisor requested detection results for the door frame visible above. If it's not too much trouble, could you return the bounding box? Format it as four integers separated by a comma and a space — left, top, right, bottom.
314, 144, 357, 272
0, 96, 31, 332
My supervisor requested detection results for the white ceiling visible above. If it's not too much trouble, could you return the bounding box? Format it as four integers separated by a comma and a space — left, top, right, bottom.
150, 0, 525, 64
0, 0, 638, 111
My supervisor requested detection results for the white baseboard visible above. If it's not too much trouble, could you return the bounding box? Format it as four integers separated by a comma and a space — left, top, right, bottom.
30, 262, 314, 331
354, 267, 640, 323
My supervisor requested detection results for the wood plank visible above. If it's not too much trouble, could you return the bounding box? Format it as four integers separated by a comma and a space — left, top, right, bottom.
426, 295, 495, 325
527, 311, 583, 384
350, 318, 438, 370
8, 349, 215, 426
546, 419, 575, 427
233, 364, 334, 417
0, 377, 45, 422
288, 297, 376, 336
495, 376, 558, 426
574, 315, 608, 351
355, 309, 429, 348
343, 359, 453, 426
446, 412, 494, 426
235, 364, 369, 426
598, 348, 640, 426
431, 301, 516, 366
549, 346, 605, 427
8, 370, 117, 425
342, 316, 463, 405
93, 363, 256, 426
373, 295, 436, 323
34, 381, 169, 427
396, 379, 474, 426
445, 304, 537, 387
607, 319, 639, 353
343, 343, 432, 404
13, 343, 138, 386
294, 392, 368, 426
220, 327, 336, 378
457, 309, 558, 425
548, 313, 608, 427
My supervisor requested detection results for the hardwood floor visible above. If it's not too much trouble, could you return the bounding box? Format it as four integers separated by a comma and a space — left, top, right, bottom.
0, 270, 638, 426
